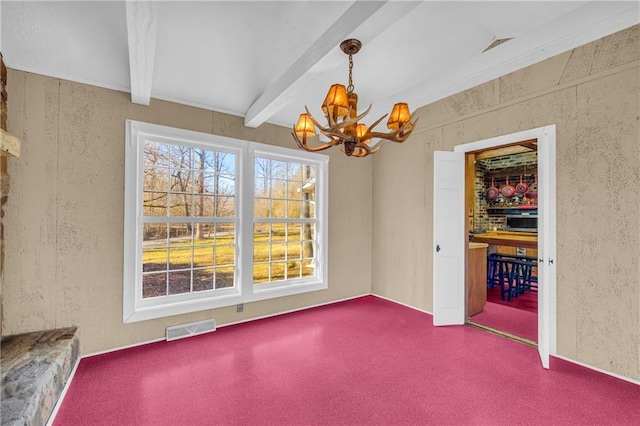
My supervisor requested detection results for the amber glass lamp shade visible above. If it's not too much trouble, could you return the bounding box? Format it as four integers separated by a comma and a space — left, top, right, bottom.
387, 103, 411, 130
295, 113, 316, 139
356, 123, 370, 144
321, 84, 349, 118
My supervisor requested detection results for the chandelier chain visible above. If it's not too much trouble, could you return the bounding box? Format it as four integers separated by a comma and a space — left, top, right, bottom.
347, 54, 354, 93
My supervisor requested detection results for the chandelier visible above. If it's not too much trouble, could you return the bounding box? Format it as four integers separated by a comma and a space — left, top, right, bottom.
292, 39, 417, 158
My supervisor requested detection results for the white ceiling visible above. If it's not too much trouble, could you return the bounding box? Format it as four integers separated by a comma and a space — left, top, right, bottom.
2, 1, 639, 131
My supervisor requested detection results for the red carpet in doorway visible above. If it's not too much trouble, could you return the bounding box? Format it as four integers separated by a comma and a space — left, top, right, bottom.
470, 301, 537, 342
54, 296, 639, 425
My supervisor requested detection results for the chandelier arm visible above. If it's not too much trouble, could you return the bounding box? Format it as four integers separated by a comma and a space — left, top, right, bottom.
291, 129, 342, 152
353, 143, 372, 157
364, 116, 419, 143
364, 113, 388, 133
305, 106, 348, 138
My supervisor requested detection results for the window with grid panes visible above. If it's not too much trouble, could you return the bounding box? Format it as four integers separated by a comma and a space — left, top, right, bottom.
124, 121, 328, 323
253, 157, 317, 286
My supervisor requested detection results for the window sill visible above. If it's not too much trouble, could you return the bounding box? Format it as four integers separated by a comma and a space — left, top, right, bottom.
124, 280, 327, 323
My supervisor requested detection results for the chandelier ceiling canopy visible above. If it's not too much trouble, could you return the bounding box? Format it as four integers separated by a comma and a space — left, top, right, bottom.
292, 39, 417, 158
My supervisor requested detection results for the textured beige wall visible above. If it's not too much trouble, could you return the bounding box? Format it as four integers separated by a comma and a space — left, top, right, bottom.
372, 25, 640, 380
3, 71, 372, 355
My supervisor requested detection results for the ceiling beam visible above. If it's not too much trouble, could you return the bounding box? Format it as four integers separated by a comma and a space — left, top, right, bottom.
243, 1, 420, 128
125, 1, 158, 106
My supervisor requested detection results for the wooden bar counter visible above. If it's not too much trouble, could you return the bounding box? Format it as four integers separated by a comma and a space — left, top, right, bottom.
470, 230, 537, 249
467, 242, 488, 317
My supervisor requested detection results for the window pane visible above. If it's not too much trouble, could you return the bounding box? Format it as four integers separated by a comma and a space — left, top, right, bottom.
168, 271, 191, 295
170, 145, 192, 170
253, 263, 269, 284
287, 162, 302, 180
287, 181, 302, 200
302, 239, 315, 260
302, 261, 314, 278
254, 178, 271, 198
254, 243, 270, 263
287, 201, 302, 218
143, 247, 167, 272
254, 223, 269, 242
287, 223, 302, 240
271, 160, 287, 178
169, 246, 192, 270
271, 199, 285, 218
271, 223, 286, 241
170, 169, 194, 193
215, 223, 235, 245
143, 192, 168, 216
193, 268, 214, 292
192, 244, 213, 268
168, 223, 192, 241
143, 272, 166, 298
169, 193, 193, 216
215, 196, 235, 217
254, 198, 270, 217
144, 142, 170, 168
195, 223, 216, 242
144, 223, 167, 243
271, 262, 285, 281
215, 245, 234, 267
216, 176, 235, 196
193, 195, 215, 217
302, 200, 315, 219
144, 166, 169, 192
215, 267, 234, 289
271, 243, 286, 261
287, 260, 301, 279
287, 241, 301, 259
255, 157, 270, 178
217, 152, 236, 176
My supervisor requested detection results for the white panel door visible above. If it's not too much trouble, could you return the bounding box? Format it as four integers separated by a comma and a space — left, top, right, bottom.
433, 151, 465, 326
536, 126, 556, 369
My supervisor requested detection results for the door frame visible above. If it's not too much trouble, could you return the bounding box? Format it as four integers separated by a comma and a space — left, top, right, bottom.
453, 125, 557, 366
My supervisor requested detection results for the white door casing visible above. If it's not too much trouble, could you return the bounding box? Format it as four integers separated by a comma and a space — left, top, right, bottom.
432, 151, 465, 326
449, 125, 557, 369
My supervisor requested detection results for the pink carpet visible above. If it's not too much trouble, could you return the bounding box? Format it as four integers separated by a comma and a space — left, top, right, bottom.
486, 285, 537, 314
54, 296, 639, 425
470, 301, 538, 342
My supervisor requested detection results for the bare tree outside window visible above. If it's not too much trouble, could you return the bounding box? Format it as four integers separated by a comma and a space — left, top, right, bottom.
141, 141, 237, 298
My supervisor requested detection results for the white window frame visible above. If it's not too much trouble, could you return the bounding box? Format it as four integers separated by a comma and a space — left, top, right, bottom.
124, 120, 329, 323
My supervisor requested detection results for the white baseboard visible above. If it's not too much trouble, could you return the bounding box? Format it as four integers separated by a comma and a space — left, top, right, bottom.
371, 293, 433, 316
46, 357, 81, 426
552, 354, 640, 386
83, 337, 166, 359
218, 293, 372, 330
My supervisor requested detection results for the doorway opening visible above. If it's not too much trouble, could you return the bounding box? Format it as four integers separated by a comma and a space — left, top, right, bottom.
432, 124, 556, 368
465, 140, 538, 345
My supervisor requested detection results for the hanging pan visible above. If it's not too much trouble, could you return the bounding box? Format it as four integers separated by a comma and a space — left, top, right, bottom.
515, 174, 529, 194
526, 174, 538, 199
486, 178, 499, 201
500, 177, 516, 198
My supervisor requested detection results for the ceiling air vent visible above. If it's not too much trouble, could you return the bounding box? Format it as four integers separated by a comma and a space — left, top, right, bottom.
483, 37, 513, 53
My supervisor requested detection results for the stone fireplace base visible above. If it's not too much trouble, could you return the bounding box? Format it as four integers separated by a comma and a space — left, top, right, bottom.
1, 327, 79, 426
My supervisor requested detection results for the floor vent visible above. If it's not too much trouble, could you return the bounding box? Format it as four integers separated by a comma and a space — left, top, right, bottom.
166, 319, 216, 341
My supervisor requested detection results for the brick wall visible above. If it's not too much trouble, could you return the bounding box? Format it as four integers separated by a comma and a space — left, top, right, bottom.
473, 151, 537, 231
